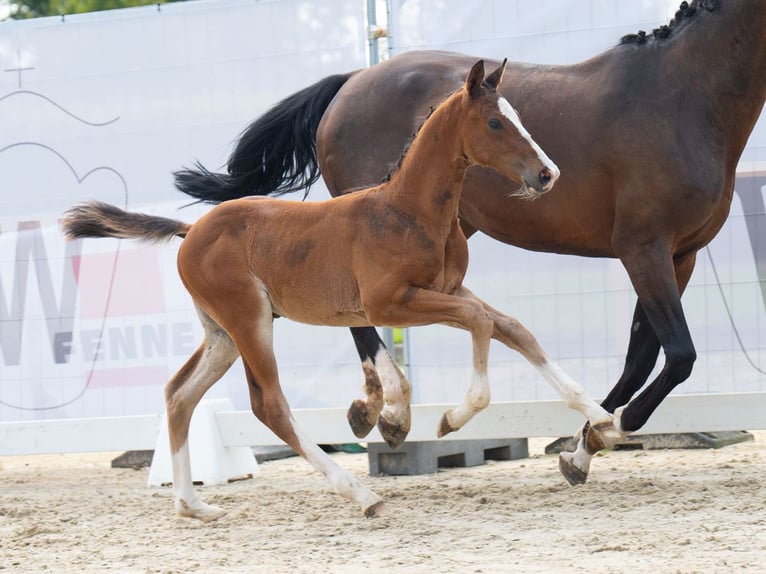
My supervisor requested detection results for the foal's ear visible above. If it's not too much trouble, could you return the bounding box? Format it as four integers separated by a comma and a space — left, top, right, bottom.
484, 58, 507, 90
466, 60, 485, 99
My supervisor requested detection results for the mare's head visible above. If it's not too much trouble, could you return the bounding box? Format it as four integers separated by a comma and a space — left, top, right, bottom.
459, 59, 559, 198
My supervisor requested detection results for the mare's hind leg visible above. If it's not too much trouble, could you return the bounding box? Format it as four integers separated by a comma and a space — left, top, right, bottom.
347, 327, 412, 448
212, 285, 384, 517
166, 307, 239, 521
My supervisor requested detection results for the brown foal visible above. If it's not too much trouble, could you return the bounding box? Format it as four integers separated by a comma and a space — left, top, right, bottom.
63, 60, 615, 521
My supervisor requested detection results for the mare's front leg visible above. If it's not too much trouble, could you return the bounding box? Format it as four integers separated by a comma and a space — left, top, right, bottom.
347, 326, 412, 449
166, 308, 240, 521
562, 249, 698, 483
561, 300, 662, 484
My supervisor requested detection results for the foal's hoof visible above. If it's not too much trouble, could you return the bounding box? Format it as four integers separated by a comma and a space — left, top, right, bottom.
559, 452, 588, 486
176, 500, 226, 523
377, 414, 410, 449
364, 500, 387, 518
347, 400, 376, 439
436, 412, 456, 438
585, 420, 621, 454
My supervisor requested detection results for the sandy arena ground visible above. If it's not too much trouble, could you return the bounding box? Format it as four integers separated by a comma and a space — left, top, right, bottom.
1, 432, 764, 573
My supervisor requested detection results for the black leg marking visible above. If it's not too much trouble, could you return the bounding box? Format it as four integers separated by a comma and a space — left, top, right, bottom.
350, 326, 386, 363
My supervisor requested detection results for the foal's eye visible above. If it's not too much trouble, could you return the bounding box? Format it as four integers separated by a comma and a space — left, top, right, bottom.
488, 117, 502, 130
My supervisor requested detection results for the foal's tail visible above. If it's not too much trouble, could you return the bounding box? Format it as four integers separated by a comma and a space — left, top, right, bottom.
174, 72, 353, 204
62, 201, 191, 244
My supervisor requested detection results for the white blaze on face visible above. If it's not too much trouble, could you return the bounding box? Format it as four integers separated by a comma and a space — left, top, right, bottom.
497, 96, 560, 182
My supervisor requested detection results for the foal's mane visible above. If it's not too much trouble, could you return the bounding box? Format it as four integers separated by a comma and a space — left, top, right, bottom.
619, 0, 717, 46
379, 90, 454, 185
380, 101, 444, 183
380, 81, 496, 185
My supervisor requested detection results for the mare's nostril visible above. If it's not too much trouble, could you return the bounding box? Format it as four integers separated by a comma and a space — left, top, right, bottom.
539, 167, 552, 188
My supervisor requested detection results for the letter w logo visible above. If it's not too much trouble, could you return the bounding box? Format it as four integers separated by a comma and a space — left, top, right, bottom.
0, 221, 81, 365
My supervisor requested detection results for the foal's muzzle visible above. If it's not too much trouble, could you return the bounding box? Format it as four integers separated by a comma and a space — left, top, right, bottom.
534, 165, 559, 193
515, 162, 559, 199
539, 168, 554, 189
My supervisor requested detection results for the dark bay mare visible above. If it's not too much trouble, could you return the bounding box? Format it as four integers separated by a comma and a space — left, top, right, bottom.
174, 1, 766, 483
65, 62, 606, 519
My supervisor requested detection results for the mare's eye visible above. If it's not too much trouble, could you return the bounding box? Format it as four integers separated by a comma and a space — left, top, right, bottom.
488, 117, 502, 130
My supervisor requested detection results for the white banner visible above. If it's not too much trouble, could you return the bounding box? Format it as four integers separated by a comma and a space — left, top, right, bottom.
1, 0, 764, 424
0, 0, 368, 422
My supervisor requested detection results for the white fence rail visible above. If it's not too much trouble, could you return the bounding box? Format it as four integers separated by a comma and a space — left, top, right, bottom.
3, 392, 765, 457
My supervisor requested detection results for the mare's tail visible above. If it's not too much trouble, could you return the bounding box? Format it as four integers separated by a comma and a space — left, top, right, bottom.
62, 201, 191, 244
174, 72, 353, 203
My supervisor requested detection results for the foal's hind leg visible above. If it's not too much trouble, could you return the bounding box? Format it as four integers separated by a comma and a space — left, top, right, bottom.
475, 296, 627, 482
244, 360, 384, 516
347, 327, 412, 448
211, 285, 384, 517
482, 298, 616, 426
165, 308, 239, 521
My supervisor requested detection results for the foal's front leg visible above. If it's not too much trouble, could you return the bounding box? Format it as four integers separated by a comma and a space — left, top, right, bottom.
363, 286, 495, 438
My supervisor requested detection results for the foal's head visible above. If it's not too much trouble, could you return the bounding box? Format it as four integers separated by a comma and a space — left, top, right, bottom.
459, 60, 559, 198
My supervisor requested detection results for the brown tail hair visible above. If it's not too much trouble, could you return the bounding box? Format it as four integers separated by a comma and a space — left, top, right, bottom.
62, 201, 191, 244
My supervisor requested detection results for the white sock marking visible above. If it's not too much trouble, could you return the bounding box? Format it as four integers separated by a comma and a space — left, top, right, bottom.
291, 416, 382, 512
535, 361, 611, 424
375, 347, 411, 420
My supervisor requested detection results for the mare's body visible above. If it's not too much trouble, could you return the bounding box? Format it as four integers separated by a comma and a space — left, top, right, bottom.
174, 1, 766, 482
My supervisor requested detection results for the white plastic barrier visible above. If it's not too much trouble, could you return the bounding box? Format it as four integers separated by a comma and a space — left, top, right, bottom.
2, 392, 764, 457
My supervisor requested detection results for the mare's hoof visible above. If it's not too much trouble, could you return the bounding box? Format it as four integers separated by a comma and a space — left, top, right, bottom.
436, 412, 456, 438
558, 452, 588, 486
377, 414, 410, 449
364, 500, 387, 518
347, 399, 376, 439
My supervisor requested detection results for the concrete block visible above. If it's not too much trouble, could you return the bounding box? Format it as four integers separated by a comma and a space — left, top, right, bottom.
368, 438, 528, 476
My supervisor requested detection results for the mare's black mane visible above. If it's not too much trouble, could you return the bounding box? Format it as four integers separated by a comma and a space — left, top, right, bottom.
620, 0, 717, 46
